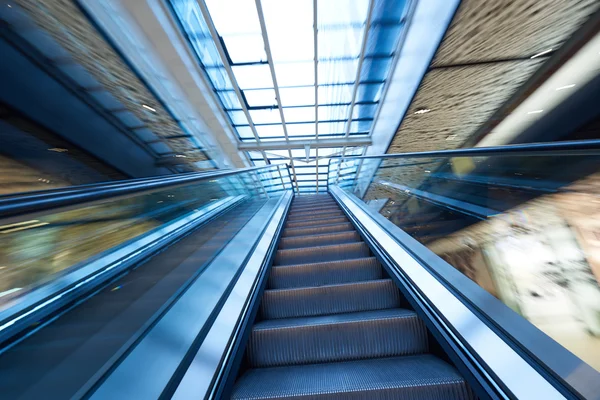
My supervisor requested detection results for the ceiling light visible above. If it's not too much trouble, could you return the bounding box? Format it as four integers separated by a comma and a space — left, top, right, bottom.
48, 147, 68, 152
174, 154, 187, 158
414, 108, 431, 115
142, 104, 157, 113
527, 110, 544, 114
555, 84, 576, 91
531, 48, 553, 59
446, 135, 457, 141
425, 170, 431, 173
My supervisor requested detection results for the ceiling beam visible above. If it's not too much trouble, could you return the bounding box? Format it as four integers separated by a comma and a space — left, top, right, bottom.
238, 137, 372, 151
196, 0, 269, 165
255, 0, 300, 194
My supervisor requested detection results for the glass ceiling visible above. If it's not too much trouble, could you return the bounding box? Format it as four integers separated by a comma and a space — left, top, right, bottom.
169, 0, 410, 192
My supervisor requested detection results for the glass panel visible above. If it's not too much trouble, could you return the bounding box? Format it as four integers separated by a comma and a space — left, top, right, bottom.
232, 64, 273, 89
333, 151, 600, 373
243, 88, 277, 107
0, 164, 287, 310
274, 62, 315, 87
318, 84, 353, 105
222, 35, 267, 63
279, 86, 315, 107
352, 103, 378, 119
286, 123, 315, 137
262, 0, 314, 62
249, 109, 281, 124
207, 67, 234, 90
205, 0, 262, 35
356, 83, 384, 103
255, 124, 285, 138
218, 90, 243, 110
228, 110, 248, 125
319, 28, 363, 58
318, 60, 358, 85
319, 104, 350, 121
360, 57, 392, 82
283, 107, 315, 123
350, 119, 373, 133
318, 0, 369, 26
235, 126, 256, 139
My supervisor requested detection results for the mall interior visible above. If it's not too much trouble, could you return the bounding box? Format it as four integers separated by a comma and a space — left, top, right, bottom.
0, 0, 599, 399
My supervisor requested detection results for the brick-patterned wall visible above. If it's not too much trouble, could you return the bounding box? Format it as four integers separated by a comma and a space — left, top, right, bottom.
13, 0, 208, 164
387, 0, 599, 155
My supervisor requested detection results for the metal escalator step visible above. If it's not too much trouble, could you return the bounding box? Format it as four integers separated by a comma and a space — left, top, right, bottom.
248, 309, 428, 368
291, 202, 337, 210
292, 200, 335, 208
288, 207, 342, 218
261, 279, 401, 319
268, 257, 382, 289
289, 203, 338, 213
286, 216, 347, 229
274, 242, 369, 265
231, 354, 476, 400
282, 222, 354, 238
287, 211, 344, 222
278, 231, 360, 250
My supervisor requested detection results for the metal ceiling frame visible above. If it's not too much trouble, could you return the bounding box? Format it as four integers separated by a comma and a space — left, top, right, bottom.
335, 0, 375, 183
195, 0, 271, 169
194, 0, 401, 193
254, 0, 300, 194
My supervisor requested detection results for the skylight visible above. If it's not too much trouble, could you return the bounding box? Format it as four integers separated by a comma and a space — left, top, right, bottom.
169, 0, 410, 192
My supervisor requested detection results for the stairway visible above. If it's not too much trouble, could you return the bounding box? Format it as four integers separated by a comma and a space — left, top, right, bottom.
231, 194, 475, 399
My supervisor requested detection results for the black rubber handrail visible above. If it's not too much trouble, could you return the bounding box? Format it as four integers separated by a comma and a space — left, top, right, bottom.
0, 165, 286, 220
332, 139, 600, 160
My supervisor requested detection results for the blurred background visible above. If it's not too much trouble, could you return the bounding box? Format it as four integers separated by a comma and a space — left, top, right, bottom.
0, 0, 599, 380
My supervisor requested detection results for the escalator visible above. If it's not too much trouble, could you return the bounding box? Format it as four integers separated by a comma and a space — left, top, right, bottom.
231, 194, 474, 399
1, 143, 598, 399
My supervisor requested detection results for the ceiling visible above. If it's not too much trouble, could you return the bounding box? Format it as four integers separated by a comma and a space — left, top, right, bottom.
385, 0, 600, 154
169, 0, 412, 193
2, 0, 226, 175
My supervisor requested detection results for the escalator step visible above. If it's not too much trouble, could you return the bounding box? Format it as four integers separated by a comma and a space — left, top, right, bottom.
278, 231, 360, 250
282, 222, 353, 238
285, 216, 347, 229
291, 201, 335, 208
288, 205, 339, 214
274, 242, 369, 265
248, 308, 428, 367
268, 257, 382, 289
287, 210, 344, 222
261, 279, 401, 319
231, 354, 476, 400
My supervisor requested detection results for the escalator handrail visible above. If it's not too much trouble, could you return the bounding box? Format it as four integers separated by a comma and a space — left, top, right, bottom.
0, 164, 287, 221
329, 139, 600, 161
330, 185, 599, 400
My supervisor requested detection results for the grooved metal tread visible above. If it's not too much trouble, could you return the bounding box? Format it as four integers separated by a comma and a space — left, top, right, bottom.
274, 242, 369, 265
248, 309, 428, 367
287, 211, 344, 222
231, 355, 476, 400
282, 222, 354, 238
290, 201, 338, 208
268, 257, 382, 289
261, 279, 402, 319
288, 206, 341, 216
278, 231, 359, 250
285, 216, 347, 229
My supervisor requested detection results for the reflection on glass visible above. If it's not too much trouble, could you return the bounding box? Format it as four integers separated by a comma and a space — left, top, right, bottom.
0, 166, 290, 310
331, 154, 600, 371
